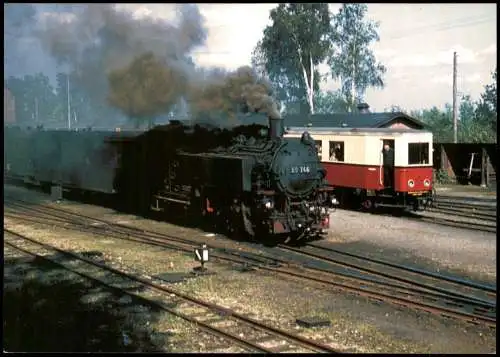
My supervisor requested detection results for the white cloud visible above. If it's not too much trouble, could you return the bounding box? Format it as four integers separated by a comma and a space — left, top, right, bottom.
430, 75, 451, 84
388, 44, 481, 69
479, 43, 496, 55
375, 48, 398, 58
462, 72, 481, 83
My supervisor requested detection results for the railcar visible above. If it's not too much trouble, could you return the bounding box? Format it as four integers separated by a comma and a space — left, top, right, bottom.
5, 115, 334, 242
285, 127, 434, 211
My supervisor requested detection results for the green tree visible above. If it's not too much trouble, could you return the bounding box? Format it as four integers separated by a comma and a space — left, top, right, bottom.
56, 71, 103, 128
252, 4, 332, 114
459, 94, 496, 143
313, 90, 349, 114
385, 105, 405, 113
328, 4, 386, 112
475, 67, 497, 134
411, 105, 453, 142
5, 73, 59, 126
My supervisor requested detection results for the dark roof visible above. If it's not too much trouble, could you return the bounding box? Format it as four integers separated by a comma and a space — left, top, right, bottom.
285, 127, 431, 134
283, 112, 427, 130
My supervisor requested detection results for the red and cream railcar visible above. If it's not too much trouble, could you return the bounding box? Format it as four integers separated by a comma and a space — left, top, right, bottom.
285, 127, 434, 211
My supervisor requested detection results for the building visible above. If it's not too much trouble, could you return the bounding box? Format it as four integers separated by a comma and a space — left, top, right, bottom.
4, 87, 16, 124
283, 103, 427, 130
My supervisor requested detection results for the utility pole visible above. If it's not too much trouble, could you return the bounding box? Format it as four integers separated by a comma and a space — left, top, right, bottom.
452, 51, 458, 143
35, 97, 38, 124
67, 74, 71, 130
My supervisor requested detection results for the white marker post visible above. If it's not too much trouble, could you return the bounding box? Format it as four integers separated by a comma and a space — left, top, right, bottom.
194, 244, 209, 271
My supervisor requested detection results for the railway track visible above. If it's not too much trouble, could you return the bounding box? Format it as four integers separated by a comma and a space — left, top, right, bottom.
4, 228, 340, 354
4, 195, 496, 329
278, 243, 496, 308
414, 195, 497, 233
432, 196, 496, 221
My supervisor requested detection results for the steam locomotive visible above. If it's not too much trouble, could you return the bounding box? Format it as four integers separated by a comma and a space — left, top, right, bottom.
5, 114, 334, 242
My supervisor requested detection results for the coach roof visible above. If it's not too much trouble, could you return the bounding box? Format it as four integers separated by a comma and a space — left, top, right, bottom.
283, 112, 427, 130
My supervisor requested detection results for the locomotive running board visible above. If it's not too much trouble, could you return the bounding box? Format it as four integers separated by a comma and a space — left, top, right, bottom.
373, 203, 409, 208
153, 195, 191, 206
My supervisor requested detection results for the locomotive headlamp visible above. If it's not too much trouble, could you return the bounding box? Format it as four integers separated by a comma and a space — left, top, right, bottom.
408, 179, 415, 188
423, 179, 431, 187
264, 200, 273, 209
331, 198, 339, 205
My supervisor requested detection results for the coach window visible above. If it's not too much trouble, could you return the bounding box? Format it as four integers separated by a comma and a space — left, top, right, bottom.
329, 141, 344, 162
315, 140, 322, 159
408, 143, 429, 165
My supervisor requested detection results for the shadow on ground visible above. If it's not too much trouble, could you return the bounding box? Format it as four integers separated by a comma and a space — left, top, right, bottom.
309, 239, 497, 286
3, 251, 175, 352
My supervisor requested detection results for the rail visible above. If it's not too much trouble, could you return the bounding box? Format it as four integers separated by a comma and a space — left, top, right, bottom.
4, 196, 496, 328
4, 228, 340, 354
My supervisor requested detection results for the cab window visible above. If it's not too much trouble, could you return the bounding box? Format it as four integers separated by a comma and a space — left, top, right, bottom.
408, 143, 429, 164
329, 141, 344, 162
315, 140, 322, 159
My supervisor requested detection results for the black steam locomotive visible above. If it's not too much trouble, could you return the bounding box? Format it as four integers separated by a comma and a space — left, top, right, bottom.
4, 114, 334, 242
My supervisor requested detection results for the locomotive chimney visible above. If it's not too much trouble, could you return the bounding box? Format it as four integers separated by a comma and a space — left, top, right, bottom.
268, 102, 283, 139
357, 103, 371, 114
269, 115, 283, 139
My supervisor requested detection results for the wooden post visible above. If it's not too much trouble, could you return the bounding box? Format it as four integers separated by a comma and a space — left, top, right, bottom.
481, 147, 487, 187
452, 52, 458, 143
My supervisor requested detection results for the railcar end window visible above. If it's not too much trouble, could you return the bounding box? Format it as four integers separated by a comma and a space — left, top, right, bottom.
315, 140, 322, 159
408, 143, 429, 165
329, 141, 344, 162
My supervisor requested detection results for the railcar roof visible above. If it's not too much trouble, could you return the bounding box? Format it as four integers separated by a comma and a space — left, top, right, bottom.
284, 127, 432, 134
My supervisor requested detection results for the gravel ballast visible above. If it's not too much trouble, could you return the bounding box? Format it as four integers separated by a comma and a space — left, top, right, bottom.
3, 183, 497, 353
326, 208, 496, 282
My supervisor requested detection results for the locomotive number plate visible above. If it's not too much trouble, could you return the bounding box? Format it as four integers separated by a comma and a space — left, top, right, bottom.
290, 166, 311, 174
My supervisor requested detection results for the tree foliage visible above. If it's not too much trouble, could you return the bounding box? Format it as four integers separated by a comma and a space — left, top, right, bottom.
313, 90, 350, 114
252, 3, 386, 115
385, 105, 405, 113
107, 52, 188, 128
411, 105, 453, 142
475, 67, 497, 133
4, 73, 59, 125
411, 93, 496, 143
328, 4, 386, 112
252, 4, 332, 114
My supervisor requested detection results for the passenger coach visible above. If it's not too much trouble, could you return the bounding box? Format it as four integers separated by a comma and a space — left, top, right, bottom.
285, 127, 434, 211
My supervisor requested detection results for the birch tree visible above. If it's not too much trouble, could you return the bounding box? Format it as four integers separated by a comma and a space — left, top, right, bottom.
329, 4, 386, 112
252, 4, 332, 114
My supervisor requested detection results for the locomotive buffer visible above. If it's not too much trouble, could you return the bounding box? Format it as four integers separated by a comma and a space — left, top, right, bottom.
194, 244, 209, 272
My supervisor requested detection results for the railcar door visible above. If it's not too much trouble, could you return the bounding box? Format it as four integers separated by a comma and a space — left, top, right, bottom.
381, 139, 395, 189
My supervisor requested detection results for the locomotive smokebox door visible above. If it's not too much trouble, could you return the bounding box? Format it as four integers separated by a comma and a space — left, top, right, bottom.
51, 185, 63, 201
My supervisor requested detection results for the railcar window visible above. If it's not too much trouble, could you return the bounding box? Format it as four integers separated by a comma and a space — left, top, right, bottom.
408, 143, 429, 165
315, 140, 322, 159
329, 141, 344, 162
